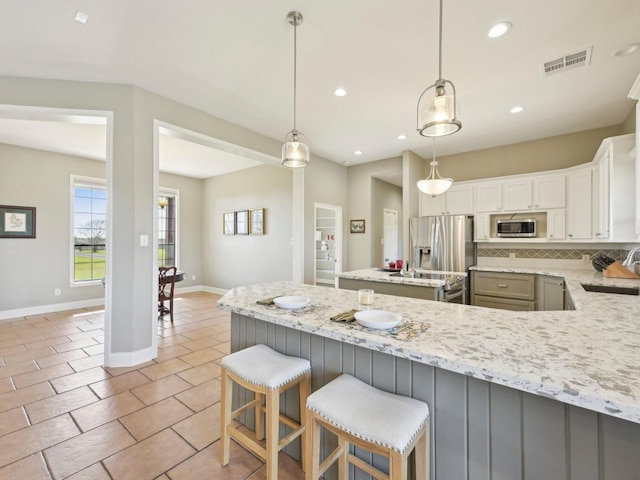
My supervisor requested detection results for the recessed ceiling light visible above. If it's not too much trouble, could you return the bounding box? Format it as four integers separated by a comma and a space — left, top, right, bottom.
354, 150, 363, 155
343, 161, 351, 165
397, 134, 407, 140
74, 11, 89, 24
612, 43, 640, 56
487, 22, 511, 38
334, 88, 347, 97
510, 105, 525, 114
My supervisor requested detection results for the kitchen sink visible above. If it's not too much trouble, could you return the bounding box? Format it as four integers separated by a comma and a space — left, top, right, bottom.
580, 283, 640, 295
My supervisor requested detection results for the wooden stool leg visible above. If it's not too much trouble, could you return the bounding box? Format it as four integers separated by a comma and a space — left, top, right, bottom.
255, 391, 264, 441
415, 421, 430, 480
266, 388, 279, 480
306, 411, 321, 480
220, 368, 233, 466
337, 437, 348, 479
389, 450, 407, 480
299, 373, 310, 472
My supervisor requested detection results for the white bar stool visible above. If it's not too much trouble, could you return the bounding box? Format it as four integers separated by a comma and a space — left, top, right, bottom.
305, 374, 430, 480
220, 344, 311, 479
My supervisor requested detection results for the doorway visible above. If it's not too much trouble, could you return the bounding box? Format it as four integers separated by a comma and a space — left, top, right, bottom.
383, 208, 398, 266
314, 203, 342, 287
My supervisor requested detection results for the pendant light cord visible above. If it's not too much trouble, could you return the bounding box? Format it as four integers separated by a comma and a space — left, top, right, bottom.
293, 19, 298, 132
437, 0, 443, 81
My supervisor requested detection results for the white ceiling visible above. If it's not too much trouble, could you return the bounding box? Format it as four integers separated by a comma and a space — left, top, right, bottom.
0, 0, 639, 178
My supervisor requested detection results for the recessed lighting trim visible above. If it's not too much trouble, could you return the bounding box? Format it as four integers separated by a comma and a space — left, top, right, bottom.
510, 105, 525, 114
397, 134, 407, 140
74, 11, 89, 24
334, 88, 347, 97
354, 150, 363, 155
487, 22, 511, 38
612, 43, 640, 56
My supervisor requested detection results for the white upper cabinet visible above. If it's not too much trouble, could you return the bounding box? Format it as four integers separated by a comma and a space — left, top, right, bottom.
419, 191, 445, 216
475, 183, 502, 212
419, 184, 474, 216
566, 169, 592, 240
533, 175, 565, 209
547, 209, 566, 240
503, 179, 532, 211
475, 213, 491, 241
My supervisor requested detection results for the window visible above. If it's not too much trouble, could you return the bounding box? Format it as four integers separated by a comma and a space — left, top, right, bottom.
72, 176, 106, 284
158, 190, 178, 267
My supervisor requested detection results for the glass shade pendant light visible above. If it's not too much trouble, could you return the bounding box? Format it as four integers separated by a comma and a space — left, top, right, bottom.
416, 0, 461, 137
282, 11, 310, 168
417, 138, 452, 196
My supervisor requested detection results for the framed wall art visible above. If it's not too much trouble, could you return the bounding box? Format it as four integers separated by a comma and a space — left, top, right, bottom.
250, 208, 264, 235
236, 210, 249, 235
223, 212, 235, 235
350, 219, 365, 234
0, 205, 36, 238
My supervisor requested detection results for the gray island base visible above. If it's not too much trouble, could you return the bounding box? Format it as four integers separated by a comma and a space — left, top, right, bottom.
218, 281, 640, 480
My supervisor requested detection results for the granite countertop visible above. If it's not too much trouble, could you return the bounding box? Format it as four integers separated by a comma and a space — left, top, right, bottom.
337, 267, 465, 288
217, 269, 640, 424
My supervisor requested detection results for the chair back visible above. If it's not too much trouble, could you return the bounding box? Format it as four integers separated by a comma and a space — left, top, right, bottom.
159, 266, 177, 299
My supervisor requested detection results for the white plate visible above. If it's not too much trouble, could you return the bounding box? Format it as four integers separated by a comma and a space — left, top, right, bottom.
354, 310, 402, 330
273, 296, 310, 310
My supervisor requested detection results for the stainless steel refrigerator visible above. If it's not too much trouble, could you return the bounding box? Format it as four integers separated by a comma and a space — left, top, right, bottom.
409, 215, 476, 272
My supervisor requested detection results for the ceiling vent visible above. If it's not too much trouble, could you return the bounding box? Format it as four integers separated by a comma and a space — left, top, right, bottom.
543, 47, 592, 76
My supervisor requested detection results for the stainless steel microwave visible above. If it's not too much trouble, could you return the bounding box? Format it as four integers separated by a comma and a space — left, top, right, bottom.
496, 219, 536, 238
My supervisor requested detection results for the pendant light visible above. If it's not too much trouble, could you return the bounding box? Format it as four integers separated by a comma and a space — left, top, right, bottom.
282, 11, 310, 168
416, 0, 461, 137
417, 138, 452, 196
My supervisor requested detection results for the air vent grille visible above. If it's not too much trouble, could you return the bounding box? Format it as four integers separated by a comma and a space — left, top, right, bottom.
543, 47, 592, 76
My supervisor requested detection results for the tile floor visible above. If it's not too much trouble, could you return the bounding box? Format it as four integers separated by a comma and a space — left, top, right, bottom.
0, 292, 304, 479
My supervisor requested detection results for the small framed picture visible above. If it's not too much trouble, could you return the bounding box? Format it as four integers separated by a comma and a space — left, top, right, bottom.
250, 208, 264, 235
236, 210, 249, 235
350, 219, 365, 234
0, 205, 36, 238
223, 212, 235, 235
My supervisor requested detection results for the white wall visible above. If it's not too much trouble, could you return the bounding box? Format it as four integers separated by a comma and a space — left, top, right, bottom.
371, 178, 403, 266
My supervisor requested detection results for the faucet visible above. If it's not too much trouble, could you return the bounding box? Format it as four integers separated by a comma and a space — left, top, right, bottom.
622, 246, 640, 267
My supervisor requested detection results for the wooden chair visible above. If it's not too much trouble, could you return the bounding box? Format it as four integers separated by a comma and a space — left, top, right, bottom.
305, 374, 430, 480
158, 266, 177, 322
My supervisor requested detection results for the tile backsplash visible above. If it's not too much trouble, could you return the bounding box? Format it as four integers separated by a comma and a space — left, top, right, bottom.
477, 248, 628, 261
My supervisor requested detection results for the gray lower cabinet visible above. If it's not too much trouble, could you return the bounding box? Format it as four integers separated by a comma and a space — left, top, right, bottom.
230, 313, 640, 480
473, 294, 536, 311
338, 277, 444, 301
537, 274, 565, 311
472, 271, 565, 311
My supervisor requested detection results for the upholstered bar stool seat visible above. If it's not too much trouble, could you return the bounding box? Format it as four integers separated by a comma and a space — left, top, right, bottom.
220, 344, 311, 480
305, 374, 430, 480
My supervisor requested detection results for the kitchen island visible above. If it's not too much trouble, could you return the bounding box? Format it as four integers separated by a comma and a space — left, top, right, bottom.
217, 275, 640, 480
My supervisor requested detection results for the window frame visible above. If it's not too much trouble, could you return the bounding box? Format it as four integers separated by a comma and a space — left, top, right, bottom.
158, 187, 180, 269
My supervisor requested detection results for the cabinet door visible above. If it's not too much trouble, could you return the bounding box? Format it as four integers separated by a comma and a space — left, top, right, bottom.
419, 192, 445, 216
475, 213, 490, 241
547, 209, 566, 240
536, 275, 565, 311
475, 183, 502, 212
566, 169, 592, 239
533, 175, 565, 209
503, 179, 532, 211
593, 154, 610, 239
445, 185, 474, 215
472, 295, 536, 311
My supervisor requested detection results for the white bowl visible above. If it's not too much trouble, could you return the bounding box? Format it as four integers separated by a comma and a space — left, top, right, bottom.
273, 296, 310, 310
354, 310, 402, 330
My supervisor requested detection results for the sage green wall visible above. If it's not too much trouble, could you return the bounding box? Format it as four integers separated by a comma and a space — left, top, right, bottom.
371, 178, 403, 266
203, 164, 293, 289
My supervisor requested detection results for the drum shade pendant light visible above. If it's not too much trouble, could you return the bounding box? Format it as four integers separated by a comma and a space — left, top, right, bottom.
416, 0, 461, 137
282, 11, 310, 168
417, 138, 452, 196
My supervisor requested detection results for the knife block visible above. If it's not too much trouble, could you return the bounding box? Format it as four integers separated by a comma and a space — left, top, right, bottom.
603, 261, 640, 279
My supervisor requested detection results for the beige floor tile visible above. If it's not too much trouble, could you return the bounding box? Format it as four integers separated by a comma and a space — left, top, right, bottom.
213, 341, 231, 354
53, 338, 98, 354
66, 329, 103, 342
81, 344, 104, 356
68, 354, 105, 373
36, 349, 88, 369
155, 344, 192, 362
119, 397, 193, 441
180, 347, 225, 366
247, 451, 305, 480
71, 391, 145, 432
0, 377, 15, 395
0, 333, 43, 349
103, 360, 156, 377
12, 362, 75, 389
44, 421, 136, 479
130, 374, 192, 406
0, 382, 55, 414
0, 359, 39, 380
102, 428, 196, 480
0, 407, 29, 437
49, 366, 110, 394
0, 414, 80, 466
180, 336, 220, 351
172, 404, 220, 450
64, 462, 111, 480
24, 336, 71, 352
0, 343, 27, 357
139, 357, 191, 381
0, 452, 52, 480
41, 326, 84, 340
167, 441, 262, 480
175, 378, 221, 412
89, 371, 150, 399
26, 386, 98, 425
177, 360, 222, 386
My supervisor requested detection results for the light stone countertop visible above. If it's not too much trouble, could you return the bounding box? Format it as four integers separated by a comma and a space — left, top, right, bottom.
217, 268, 640, 424
337, 267, 465, 287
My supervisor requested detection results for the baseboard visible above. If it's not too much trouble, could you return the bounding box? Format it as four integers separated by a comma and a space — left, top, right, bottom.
0, 284, 227, 322
105, 345, 156, 367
